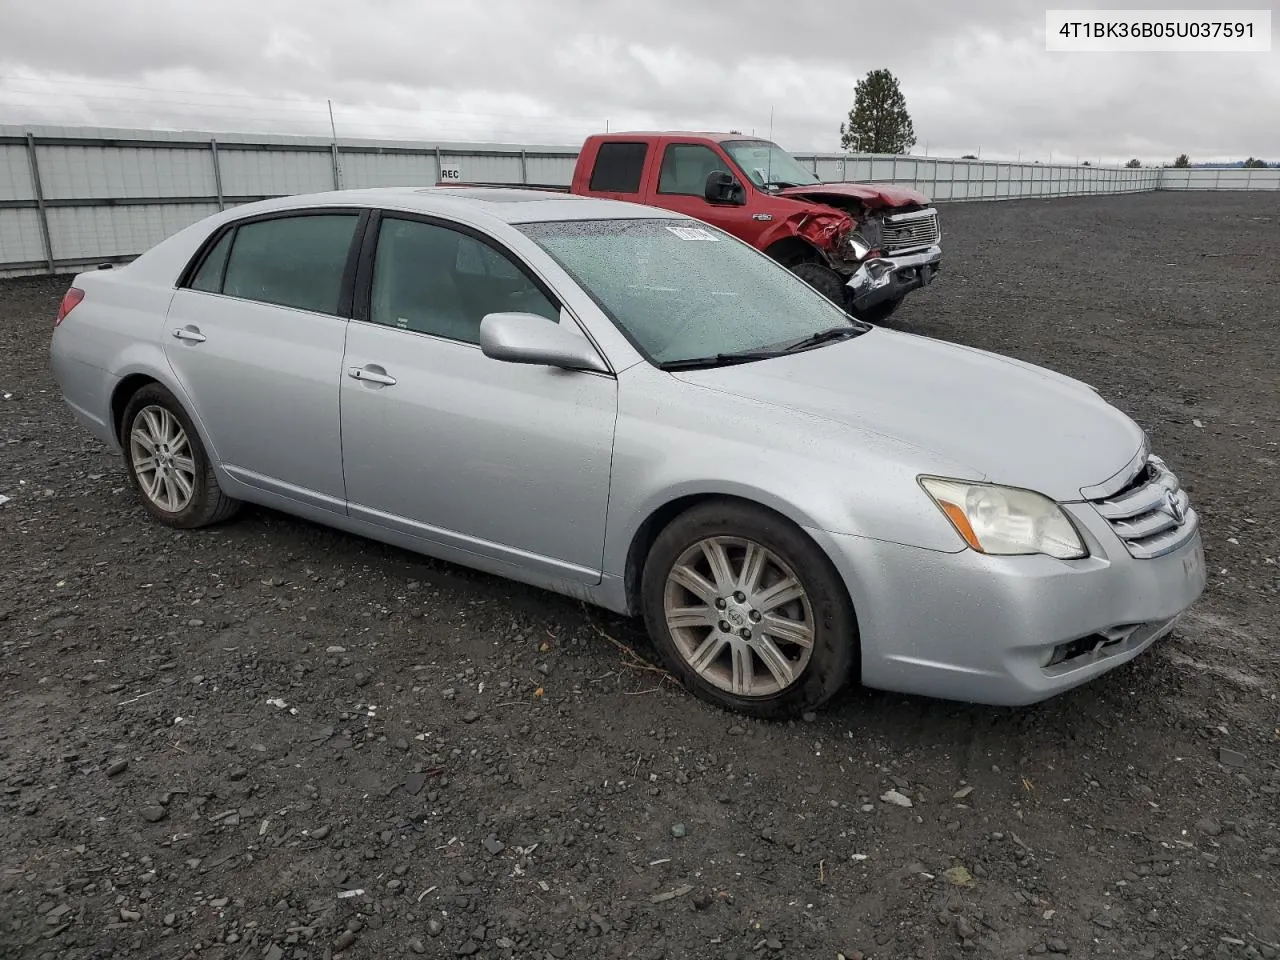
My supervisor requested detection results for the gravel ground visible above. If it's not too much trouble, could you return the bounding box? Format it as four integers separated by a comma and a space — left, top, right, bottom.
1, 191, 1277, 960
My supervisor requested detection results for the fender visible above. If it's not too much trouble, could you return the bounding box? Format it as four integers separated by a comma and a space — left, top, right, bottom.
602, 477, 845, 615
610, 477, 836, 572
755, 207, 854, 255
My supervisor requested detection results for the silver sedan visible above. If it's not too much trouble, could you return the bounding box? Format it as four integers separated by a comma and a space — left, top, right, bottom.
49, 187, 1206, 717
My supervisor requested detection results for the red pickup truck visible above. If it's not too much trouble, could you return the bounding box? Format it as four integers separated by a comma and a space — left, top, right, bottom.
449, 132, 943, 321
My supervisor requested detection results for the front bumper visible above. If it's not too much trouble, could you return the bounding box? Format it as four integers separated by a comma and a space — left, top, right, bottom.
845, 245, 942, 312
806, 504, 1206, 707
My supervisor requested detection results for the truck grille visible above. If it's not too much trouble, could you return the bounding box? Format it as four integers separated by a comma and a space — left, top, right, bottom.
1087, 455, 1198, 559
881, 209, 940, 254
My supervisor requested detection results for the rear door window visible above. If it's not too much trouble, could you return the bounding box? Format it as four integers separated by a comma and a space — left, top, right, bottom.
588, 142, 648, 194
216, 214, 359, 315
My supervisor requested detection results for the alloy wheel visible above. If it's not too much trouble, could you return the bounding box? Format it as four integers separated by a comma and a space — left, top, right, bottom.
662, 536, 815, 697
129, 404, 197, 513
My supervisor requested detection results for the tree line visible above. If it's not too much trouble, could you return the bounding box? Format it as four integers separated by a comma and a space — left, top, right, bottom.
837, 70, 1271, 168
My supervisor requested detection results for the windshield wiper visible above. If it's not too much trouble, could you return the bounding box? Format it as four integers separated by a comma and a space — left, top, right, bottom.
657, 348, 789, 371
659, 326, 866, 370
778, 325, 865, 353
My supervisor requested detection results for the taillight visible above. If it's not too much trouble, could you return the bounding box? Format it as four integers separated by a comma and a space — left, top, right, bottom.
55, 287, 84, 327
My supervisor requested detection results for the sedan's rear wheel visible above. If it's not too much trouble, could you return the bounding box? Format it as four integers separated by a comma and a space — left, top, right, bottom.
121, 384, 240, 528
641, 500, 857, 718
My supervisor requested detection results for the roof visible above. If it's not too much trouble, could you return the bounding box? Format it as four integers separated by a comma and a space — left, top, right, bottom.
218, 186, 682, 225
591, 131, 772, 144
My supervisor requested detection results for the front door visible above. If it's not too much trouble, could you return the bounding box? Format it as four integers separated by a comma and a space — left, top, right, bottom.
650, 140, 760, 239
339, 213, 617, 583
163, 211, 362, 510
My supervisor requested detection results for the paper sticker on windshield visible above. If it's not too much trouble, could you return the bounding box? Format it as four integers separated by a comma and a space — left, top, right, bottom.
665, 225, 721, 241
753, 167, 769, 182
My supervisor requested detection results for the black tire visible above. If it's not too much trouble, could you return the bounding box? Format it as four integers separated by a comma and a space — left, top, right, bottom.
854, 297, 905, 324
790, 261, 849, 308
120, 383, 241, 529
641, 499, 858, 719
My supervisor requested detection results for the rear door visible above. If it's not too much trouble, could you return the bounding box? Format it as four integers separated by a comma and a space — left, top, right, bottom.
647, 140, 761, 241
576, 140, 651, 203
163, 210, 364, 511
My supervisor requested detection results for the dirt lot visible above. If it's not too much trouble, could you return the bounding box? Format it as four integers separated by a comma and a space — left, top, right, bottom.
1, 191, 1277, 960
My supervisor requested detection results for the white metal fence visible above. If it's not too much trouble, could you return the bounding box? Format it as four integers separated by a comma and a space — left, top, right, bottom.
0, 124, 1273, 278
1157, 166, 1280, 191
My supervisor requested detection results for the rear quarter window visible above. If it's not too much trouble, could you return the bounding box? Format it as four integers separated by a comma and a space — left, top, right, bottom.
189, 230, 232, 293
588, 142, 648, 194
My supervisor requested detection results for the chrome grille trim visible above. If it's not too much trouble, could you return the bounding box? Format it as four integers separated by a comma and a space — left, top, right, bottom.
1087, 455, 1198, 559
881, 208, 940, 254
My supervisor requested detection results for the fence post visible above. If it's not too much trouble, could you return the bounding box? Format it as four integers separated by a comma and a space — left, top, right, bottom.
210, 139, 225, 211
520, 149, 528, 185
24, 132, 55, 275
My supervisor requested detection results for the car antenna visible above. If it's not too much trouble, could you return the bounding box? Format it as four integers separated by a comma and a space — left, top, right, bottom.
767, 105, 774, 189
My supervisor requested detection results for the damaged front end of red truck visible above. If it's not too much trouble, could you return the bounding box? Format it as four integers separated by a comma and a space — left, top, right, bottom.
653, 135, 944, 321
755, 176, 943, 323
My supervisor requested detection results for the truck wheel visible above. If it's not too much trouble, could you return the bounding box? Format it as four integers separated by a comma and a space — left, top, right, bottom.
790, 261, 848, 308
855, 297, 905, 324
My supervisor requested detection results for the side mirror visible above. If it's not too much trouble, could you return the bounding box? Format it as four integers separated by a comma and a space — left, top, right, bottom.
704, 170, 745, 205
479, 312, 609, 373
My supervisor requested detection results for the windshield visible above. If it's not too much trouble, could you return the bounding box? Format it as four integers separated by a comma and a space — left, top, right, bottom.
517, 218, 866, 367
722, 139, 821, 188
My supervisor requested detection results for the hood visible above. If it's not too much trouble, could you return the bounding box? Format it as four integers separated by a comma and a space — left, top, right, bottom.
778, 181, 930, 209
671, 329, 1143, 503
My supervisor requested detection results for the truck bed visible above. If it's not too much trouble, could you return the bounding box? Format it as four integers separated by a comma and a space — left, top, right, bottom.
435, 181, 570, 192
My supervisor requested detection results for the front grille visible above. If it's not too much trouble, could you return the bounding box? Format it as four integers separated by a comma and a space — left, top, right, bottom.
1088, 455, 1198, 559
880, 209, 940, 253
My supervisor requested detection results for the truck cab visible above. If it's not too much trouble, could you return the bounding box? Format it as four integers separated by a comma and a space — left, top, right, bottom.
569, 132, 943, 321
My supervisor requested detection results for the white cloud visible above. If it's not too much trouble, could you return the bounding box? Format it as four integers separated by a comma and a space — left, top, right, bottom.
0, 0, 1276, 163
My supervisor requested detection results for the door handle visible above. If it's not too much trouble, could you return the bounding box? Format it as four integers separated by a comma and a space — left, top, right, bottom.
172, 327, 206, 343
347, 365, 397, 386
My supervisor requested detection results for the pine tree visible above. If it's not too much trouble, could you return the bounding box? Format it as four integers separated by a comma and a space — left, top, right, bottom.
839, 69, 916, 154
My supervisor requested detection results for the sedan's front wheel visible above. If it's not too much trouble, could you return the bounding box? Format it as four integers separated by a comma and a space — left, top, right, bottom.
641, 500, 857, 718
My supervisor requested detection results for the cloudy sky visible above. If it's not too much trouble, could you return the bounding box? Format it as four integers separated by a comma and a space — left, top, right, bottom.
0, 0, 1276, 164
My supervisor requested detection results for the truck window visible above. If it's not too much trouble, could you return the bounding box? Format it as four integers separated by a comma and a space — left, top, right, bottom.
657, 143, 730, 197
588, 142, 648, 193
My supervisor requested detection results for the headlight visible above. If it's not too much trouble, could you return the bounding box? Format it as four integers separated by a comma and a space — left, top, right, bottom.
919, 477, 1087, 560
844, 233, 871, 261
